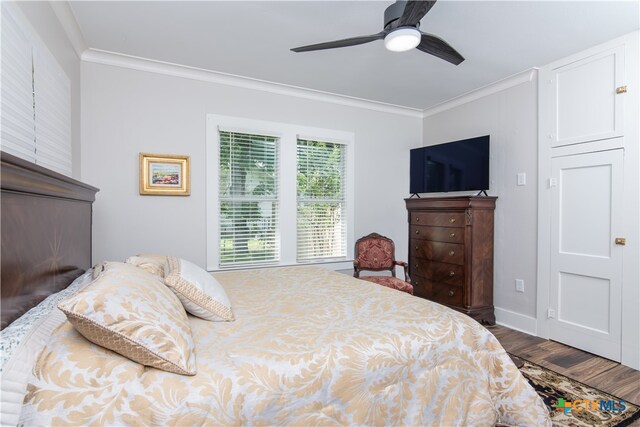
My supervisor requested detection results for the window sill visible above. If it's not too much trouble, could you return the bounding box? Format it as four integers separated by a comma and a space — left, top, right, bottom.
210, 259, 354, 273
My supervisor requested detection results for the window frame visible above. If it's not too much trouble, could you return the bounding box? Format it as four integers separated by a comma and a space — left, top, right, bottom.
206, 115, 355, 271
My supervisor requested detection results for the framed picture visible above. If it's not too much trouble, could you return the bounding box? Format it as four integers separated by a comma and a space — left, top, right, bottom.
139, 153, 190, 196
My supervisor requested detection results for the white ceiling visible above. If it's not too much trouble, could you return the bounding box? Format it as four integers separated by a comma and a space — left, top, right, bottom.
69, 1, 639, 110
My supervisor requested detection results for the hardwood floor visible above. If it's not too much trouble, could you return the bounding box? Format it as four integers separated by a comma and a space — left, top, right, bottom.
488, 324, 640, 406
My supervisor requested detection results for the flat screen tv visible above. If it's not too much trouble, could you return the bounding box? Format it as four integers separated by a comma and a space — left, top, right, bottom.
410, 135, 490, 194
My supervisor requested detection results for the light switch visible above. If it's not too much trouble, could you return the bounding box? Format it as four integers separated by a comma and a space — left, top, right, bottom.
515, 279, 525, 293
517, 173, 526, 186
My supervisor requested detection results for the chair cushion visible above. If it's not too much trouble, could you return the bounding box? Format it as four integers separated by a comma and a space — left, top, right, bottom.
360, 276, 414, 294
355, 238, 394, 269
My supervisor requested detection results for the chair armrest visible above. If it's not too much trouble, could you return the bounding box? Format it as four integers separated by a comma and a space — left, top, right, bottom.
353, 260, 360, 278
393, 261, 410, 283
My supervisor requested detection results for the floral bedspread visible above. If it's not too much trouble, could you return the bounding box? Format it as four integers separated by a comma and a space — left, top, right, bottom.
20, 267, 550, 426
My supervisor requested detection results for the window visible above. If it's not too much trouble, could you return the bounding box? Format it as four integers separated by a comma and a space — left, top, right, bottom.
218, 131, 279, 268
0, 3, 72, 176
207, 115, 354, 271
296, 139, 347, 261
1, 5, 36, 163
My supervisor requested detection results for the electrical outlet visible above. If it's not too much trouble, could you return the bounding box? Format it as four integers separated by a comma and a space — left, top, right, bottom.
515, 279, 525, 293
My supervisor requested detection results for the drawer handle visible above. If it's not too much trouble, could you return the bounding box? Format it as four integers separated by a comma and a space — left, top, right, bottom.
414, 281, 419, 286
416, 217, 420, 222
449, 271, 455, 277
448, 289, 455, 297
449, 218, 456, 223
415, 230, 420, 235
415, 246, 419, 251
415, 264, 419, 270
449, 250, 455, 256
449, 232, 456, 238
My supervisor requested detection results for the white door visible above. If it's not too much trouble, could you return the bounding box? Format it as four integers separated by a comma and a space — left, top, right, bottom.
549, 149, 624, 361
546, 46, 624, 147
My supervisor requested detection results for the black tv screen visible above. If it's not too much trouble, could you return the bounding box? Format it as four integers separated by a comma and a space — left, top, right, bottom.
410, 136, 490, 194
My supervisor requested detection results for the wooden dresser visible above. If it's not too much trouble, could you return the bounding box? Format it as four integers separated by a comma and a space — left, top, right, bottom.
405, 196, 497, 324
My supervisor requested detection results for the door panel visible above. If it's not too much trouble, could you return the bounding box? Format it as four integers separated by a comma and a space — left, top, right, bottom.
559, 162, 612, 257
549, 149, 623, 361
558, 272, 610, 333
550, 46, 624, 147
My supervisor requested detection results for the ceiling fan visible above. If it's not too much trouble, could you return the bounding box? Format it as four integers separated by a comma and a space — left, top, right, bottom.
291, 0, 464, 65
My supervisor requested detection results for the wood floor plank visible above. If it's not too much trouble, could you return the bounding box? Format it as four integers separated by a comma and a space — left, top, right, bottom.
546, 346, 593, 368
562, 357, 619, 382
487, 325, 546, 354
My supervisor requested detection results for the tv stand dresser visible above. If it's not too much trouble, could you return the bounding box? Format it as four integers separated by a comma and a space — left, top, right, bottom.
405, 196, 497, 324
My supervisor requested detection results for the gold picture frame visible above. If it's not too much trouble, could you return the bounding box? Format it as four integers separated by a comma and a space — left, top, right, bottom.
139, 153, 190, 196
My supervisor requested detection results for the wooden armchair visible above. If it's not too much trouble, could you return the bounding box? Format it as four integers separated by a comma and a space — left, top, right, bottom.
353, 233, 413, 294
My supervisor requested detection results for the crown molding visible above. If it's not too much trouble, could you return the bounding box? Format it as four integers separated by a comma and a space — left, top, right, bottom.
81, 49, 424, 118
422, 68, 538, 118
49, 1, 87, 59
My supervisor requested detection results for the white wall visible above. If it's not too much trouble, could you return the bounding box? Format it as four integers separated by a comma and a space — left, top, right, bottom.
81, 61, 422, 268
14, 1, 81, 178
422, 75, 539, 327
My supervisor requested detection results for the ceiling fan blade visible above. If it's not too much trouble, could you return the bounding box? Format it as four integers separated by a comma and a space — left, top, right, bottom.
291, 32, 386, 53
417, 32, 464, 65
396, 1, 437, 27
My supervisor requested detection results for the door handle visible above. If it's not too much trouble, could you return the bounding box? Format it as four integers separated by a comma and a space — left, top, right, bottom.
615, 237, 626, 245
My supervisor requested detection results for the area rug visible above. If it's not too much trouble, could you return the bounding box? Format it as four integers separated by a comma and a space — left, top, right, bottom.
514, 356, 640, 427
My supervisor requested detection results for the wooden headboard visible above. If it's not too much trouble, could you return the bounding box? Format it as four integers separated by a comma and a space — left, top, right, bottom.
1, 151, 99, 329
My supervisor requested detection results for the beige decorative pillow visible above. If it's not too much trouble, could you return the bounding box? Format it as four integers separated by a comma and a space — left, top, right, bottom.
58, 262, 196, 375
91, 262, 106, 279
125, 254, 167, 277
165, 256, 234, 321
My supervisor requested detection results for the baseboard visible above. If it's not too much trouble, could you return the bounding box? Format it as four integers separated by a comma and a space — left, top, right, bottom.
495, 307, 538, 336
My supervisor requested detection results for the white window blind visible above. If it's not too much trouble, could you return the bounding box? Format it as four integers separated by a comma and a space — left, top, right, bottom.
1, 5, 36, 162
219, 131, 280, 268
296, 139, 347, 262
0, 3, 72, 176
33, 49, 72, 175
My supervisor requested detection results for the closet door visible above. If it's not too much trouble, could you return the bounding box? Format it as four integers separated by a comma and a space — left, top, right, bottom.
544, 46, 624, 147
549, 149, 624, 361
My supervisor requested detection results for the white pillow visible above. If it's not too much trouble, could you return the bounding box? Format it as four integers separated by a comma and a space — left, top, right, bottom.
164, 257, 234, 321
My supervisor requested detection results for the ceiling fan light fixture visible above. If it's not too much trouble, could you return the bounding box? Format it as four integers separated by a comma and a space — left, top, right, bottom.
384, 27, 421, 52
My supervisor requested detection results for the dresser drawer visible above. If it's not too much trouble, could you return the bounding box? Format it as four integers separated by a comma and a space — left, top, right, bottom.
411, 211, 465, 228
410, 225, 464, 243
410, 258, 464, 286
410, 274, 432, 299
410, 240, 464, 265
431, 283, 464, 307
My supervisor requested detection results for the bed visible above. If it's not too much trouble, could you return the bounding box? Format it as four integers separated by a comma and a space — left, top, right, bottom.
0, 151, 551, 426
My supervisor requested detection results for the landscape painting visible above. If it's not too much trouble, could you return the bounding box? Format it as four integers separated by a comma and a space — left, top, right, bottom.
150, 163, 181, 186
139, 153, 190, 196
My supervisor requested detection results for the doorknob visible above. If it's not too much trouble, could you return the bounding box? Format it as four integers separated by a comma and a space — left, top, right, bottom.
615, 237, 626, 245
